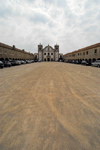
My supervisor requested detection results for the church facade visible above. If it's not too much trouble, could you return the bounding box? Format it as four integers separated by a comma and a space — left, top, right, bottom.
38, 44, 59, 61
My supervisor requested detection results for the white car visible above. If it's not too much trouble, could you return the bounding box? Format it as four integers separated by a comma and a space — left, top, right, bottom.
91, 60, 100, 67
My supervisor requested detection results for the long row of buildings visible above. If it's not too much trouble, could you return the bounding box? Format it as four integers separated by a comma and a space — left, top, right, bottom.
1, 42, 100, 63
0, 42, 34, 60
63, 43, 100, 64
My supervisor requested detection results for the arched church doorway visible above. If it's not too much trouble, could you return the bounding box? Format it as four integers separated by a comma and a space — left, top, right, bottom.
48, 58, 50, 61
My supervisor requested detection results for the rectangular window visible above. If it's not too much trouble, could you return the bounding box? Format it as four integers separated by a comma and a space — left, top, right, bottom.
48, 53, 49, 55
5, 50, 7, 54
94, 49, 97, 54
86, 51, 88, 55
83, 52, 85, 55
0, 48, 2, 54
80, 53, 81, 55
44, 53, 46, 55
78, 53, 79, 56
51, 53, 53, 55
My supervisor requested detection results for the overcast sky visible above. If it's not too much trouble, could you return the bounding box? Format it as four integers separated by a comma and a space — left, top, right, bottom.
0, 0, 100, 54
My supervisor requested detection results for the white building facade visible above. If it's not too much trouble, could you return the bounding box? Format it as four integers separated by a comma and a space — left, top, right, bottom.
38, 44, 59, 61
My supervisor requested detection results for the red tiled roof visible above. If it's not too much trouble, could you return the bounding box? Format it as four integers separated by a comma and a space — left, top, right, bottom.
64, 42, 100, 56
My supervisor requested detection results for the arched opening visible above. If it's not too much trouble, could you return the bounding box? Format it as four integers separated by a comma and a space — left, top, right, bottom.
80, 59, 82, 64
0, 58, 4, 61
5, 58, 8, 61
88, 59, 91, 65
85, 59, 87, 62
48, 58, 50, 61
92, 58, 96, 62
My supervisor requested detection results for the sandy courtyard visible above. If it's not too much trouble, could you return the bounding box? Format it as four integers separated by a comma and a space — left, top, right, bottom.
0, 62, 100, 150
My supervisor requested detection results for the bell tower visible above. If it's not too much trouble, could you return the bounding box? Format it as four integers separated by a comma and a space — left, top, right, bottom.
54, 44, 59, 61
38, 44, 43, 61
54, 44, 59, 51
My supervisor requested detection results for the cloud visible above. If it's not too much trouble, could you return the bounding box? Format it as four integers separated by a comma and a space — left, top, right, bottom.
0, 0, 100, 54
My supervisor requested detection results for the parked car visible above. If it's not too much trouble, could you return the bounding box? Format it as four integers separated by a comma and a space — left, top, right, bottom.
71, 60, 75, 63
21, 60, 26, 64
14, 60, 21, 65
91, 60, 100, 67
34, 60, 38, 62
75, 60, 80, 64
81, 60, 89, 66
31, 60, 34, 63
9, 60, 16, 66
65, 60, 69, 63
25, 60, 29, 63
26, 60, 32, 63
38, 60, 41, 62
3, 60, 11, 67
0, 61, 4, 68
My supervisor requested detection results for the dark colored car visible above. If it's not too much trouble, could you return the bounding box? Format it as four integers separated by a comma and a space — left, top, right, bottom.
0, 61, 4, 68
3, 61, 11, 67
34, 60, 38, 62
65, 60, 69, 63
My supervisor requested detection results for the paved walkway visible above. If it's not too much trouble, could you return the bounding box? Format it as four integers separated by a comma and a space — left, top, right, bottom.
0, 62, 100, 150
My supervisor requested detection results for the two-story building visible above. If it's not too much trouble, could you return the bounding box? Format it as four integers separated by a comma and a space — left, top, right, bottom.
63, 43, 100, 64
0, 42, 34, 60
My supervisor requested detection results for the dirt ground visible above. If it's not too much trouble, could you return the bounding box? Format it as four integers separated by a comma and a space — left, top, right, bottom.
0, 62, 100, 150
